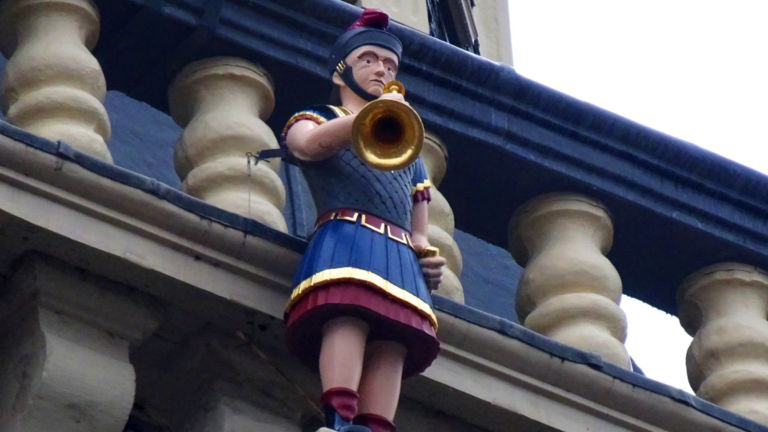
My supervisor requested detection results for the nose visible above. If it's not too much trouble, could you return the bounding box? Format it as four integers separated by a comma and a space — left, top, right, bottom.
373, 61, 386, 77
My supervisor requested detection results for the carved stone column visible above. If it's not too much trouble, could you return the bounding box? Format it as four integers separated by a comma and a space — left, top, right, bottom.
170, 57, 287, 232
509, 193, 630, 368
679, 263, 768, 425
0, 254, 162, 432
0, 0, 112, 162
422, 132, 464, 303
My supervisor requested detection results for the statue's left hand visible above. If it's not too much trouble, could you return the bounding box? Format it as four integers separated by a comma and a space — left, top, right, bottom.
413, 240, 445, 292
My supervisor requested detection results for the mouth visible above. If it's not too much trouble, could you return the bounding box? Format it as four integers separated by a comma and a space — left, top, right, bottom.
371, 79, 385, 86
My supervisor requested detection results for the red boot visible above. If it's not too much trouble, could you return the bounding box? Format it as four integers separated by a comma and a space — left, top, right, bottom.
353, 413, 396, 432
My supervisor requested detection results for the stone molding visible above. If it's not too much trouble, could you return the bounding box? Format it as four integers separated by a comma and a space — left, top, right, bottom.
0, 126, 755, 432
679, 263, 768, 425
0, 131, 299, 321
139, 331, 307, 431
0, 254, 162, 432
510, 193, 631, 369
0, 0, 112, 162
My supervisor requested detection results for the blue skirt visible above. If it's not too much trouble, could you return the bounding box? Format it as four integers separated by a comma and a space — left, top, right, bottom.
286, 216, 436, 329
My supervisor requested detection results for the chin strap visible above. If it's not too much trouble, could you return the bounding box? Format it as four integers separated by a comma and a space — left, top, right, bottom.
336, 60, 378, 102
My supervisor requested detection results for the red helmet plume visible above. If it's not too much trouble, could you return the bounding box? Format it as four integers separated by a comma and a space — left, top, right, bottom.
347, 8, 390, 30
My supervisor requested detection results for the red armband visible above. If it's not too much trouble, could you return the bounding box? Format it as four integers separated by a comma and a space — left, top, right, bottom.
412, 179, 432, 203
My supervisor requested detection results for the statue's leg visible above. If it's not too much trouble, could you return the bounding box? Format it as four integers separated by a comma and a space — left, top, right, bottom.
319, 316, 370, 424
354, 340, 407, 432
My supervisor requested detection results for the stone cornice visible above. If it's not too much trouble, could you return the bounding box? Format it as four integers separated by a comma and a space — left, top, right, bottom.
0, 124, 301, 321
0, 122, 764, 432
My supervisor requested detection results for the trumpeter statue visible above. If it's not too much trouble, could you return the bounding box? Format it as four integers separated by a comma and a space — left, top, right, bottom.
281, 9, 446, 432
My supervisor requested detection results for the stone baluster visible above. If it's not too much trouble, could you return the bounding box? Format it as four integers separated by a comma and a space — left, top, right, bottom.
509, 193, 630, 368
678, 263, 768, 425
422, 132, 464, 303
169, 57, 287, 232
0, 0, 112, 162
0, 254, 161, 431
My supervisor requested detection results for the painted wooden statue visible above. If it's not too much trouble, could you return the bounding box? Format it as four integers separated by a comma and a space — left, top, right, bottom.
281, 9, 446, 432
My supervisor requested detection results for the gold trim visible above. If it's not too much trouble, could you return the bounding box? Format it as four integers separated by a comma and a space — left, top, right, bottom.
388, 225, 409, 245
336, 61, 347, 75
287, 267, 438, 330
282, 111, 328, 136
338, 106, 353, 116
412, 179, 432, 194
337, 212, 359, 222
361, 214, 385, 234
328, 105, 347, 118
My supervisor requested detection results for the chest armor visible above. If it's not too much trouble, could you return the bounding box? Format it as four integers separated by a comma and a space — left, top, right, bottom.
301, 146, 415, 230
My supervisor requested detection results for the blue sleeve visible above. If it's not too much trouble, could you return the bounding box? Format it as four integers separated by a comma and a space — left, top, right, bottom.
411, 157, 432, 203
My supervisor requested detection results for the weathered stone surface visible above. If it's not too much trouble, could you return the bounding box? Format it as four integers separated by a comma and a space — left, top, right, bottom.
0, 254, 162, 432
510, 193, 630, 368
679, 263, 768, 425
0, 0, 111, 161
169, 57, 287, 232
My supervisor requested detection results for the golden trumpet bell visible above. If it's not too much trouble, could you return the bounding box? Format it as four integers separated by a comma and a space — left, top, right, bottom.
351, 81, 424, 171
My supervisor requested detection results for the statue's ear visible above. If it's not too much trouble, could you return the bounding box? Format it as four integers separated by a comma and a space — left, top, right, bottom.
331, 71, 344, 87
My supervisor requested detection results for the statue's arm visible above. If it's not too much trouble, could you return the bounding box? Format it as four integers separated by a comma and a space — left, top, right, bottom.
284, 116, 357, 162
413, 200, 445, 291
411, 200, 429, 248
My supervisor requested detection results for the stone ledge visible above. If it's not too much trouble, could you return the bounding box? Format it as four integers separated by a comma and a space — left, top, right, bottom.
0, 123, 764, 432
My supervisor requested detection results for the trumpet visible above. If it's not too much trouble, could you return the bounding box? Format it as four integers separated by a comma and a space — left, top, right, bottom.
351, 81, 424, 171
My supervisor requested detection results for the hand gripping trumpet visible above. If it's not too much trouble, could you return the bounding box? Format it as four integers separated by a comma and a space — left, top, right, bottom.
351, 80, 425, 171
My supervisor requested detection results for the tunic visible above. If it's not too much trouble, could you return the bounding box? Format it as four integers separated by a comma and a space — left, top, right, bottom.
282, 104, 439, 377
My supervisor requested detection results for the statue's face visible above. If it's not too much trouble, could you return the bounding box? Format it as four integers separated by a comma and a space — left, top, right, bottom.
345, 45, 399, 96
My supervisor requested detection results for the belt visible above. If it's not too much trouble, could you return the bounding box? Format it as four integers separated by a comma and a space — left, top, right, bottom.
315, 209, 413, 249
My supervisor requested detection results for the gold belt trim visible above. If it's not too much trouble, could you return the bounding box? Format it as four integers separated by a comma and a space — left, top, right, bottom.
286, 267, 438, 331
315, 210, 415, 251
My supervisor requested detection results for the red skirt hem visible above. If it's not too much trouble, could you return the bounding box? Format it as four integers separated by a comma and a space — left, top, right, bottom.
285, 282, 440, 378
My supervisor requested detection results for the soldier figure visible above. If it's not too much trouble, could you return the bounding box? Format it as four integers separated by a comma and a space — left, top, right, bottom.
282, 9, 446, 432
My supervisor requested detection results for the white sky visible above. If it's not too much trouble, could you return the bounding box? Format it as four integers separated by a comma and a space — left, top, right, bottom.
507, 0, 768, 393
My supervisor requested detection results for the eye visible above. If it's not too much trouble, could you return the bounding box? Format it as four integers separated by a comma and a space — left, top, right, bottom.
365, 59, 372, 65
387, 66, 394, 72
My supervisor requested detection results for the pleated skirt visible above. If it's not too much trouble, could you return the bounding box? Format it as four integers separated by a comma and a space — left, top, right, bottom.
285, 216, 440, 378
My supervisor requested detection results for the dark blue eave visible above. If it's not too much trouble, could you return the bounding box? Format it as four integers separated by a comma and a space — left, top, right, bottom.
0, 120, 765, 432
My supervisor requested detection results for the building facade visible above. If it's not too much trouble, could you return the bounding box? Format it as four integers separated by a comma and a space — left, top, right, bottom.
0, 0, 767, 431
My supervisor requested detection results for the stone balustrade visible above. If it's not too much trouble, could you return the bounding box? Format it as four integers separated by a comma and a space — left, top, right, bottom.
678, 263, 768, 425
421, 132, 464, 303
169, 57, 287, 232
509, 193, 630, 369
0, 254, 161, 432
0, 0, 112, 162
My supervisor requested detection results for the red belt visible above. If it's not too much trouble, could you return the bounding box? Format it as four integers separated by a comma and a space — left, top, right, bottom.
315, 209, 413, 248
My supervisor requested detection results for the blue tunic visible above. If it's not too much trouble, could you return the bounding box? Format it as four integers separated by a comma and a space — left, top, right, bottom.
282, 105, 436, 329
